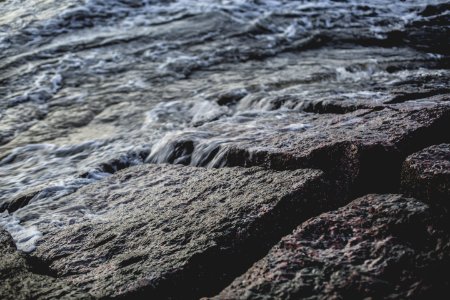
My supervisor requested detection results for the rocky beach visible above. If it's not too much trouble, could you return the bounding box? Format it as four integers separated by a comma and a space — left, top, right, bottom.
0, 0, 449, 299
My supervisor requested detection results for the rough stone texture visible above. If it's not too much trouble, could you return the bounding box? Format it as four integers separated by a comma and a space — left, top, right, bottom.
401, 144, 450, 212
31, 164, 327, 299
0, 229, 90, 300
1, 1, 450, 299
213, 194, 450, 300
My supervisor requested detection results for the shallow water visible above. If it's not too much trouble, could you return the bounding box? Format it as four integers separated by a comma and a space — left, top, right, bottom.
0, 0, 449, 251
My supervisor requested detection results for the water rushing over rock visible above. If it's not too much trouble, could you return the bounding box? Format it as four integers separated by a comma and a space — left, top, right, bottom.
0, 0, 449, 299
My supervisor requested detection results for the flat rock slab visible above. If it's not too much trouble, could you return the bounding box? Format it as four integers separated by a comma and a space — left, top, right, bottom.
401, 144, 450, 212
31, 164, 327, 299
213, 194, 450, 299
0, 229, 90, 300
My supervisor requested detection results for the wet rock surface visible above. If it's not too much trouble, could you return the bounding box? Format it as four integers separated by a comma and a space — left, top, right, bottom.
31, 164, 326, 299
0, 229, 90, 300
401, 144, 450, 212
1, 0, 450, 299
1, 1, 450, 222
213, 194, 450, 300
150, 102, 450, 197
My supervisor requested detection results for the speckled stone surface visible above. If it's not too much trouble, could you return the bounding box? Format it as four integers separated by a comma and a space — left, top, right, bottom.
31, 164, 326, 299
401, 144, 450, 211
212, 194, 450, 300
0, 229, 90, 300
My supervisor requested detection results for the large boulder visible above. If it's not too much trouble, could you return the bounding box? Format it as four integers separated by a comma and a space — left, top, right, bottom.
149, 103, 450, 196
213, 194, 450, 299
30, 164, 328, 299
401, 144, 450, 212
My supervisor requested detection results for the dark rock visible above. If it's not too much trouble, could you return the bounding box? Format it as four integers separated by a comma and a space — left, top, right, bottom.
151, 103, 450, 198
212, 194, 450, 300
31, 164, 328, 299
1, 1, 450, 299
401, 144, 450, 212
405, 3, 450, 54
0, 229, 90, 300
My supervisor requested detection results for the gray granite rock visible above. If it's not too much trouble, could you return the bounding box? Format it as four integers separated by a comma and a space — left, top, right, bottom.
0, 229, 90, 300
31, 164, 327, 299
213, 194, 450, 300
401, 144, 450, 212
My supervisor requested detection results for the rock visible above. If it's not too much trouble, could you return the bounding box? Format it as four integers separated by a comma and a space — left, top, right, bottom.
0, 187, 42, 213
401, 144, 450, 212
149, 103, 450, 197
1, 1, 449, 299
212, 194, 450, 300
405, 3, 450, 55
2, 45, 449, 215
31, 164, 328, 299
0, 229, 90, 300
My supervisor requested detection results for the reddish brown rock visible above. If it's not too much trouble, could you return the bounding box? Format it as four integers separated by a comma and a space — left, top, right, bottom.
212, 194, 450, 300
401, 144, 450, 212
